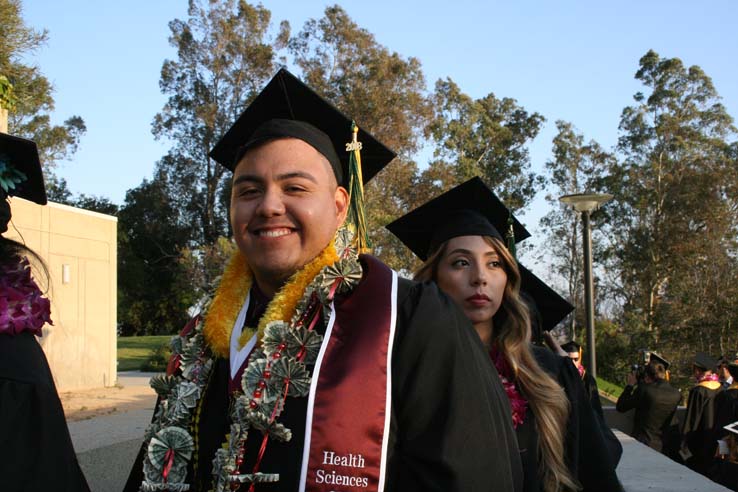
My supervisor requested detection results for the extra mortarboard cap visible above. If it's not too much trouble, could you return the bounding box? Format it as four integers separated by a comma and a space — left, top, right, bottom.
649, 352, 671, 371
693, 352, 717, 371
0, 133, 47, 205
385, 177, 531, 260
209, 68, 396, 187
561, 341, 581, 354
518, 263, 574, 333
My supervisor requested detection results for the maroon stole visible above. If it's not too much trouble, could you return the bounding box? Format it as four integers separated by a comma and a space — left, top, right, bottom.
299, 255, 397, 492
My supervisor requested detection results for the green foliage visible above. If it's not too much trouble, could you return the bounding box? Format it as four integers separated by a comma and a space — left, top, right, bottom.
117, 172, 195, 336
603, 50, 738, 360
153, 0, 287, 244
595, 377, 623, 399
0, 0, 86, 171
288, 5, 433, 271
117, 335, 172, 371
538, 121, 615, 339
142, 342, 173, 372
178, 236, 237, 305
426, 77, 545, 211
0, 74, 16, 110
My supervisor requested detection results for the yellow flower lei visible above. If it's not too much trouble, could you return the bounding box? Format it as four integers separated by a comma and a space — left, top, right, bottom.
203, 241, 339, 358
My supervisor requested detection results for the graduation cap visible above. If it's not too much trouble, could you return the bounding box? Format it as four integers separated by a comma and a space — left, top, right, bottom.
209, 68, 396, 187
693, 352, 717, 371
385, 177, 531, 261
0, 133, 47, 205
648, 352, 671, 371
518, 263, 574, 334
560, 341, 581, 354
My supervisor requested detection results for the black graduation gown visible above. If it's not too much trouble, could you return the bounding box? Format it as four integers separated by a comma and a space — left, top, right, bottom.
124, 272, 523, 492
615, 380, 681, 453
705, 388, 738, 489
682, 382, 722, 473
530, 347, 623, 492
714, 388, 738, 438
0, 332, 91, 492
581, 372, 602, 417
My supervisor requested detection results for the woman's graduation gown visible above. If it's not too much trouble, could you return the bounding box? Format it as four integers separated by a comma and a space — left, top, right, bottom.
0, 331, 91, 492
520, 346, 623, 492
682, 381, 722, 473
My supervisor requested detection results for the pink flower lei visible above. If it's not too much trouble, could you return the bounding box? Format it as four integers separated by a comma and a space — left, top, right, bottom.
490, 346, 528, 429
0, 255, 53, 336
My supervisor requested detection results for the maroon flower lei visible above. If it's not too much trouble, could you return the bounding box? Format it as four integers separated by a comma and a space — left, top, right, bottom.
490, 346, 528, 429
0, 255, 53, 336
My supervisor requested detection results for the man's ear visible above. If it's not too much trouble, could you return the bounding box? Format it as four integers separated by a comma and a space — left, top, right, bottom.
334, 186, 349, 227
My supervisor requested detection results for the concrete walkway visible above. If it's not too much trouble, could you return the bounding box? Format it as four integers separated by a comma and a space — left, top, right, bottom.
614, 430, 730, 492
69, 372, 156, 491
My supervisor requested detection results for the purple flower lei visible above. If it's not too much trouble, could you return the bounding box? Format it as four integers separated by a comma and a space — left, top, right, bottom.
0, 256, 53, 336
490, 346, 528, 429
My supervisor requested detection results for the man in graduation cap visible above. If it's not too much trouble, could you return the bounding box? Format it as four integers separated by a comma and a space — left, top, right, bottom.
1, 132, 90, 491
124, 69, 523, 492
680, 352, 723, 473
560, 340, 604, 415
615, 353, 681, 453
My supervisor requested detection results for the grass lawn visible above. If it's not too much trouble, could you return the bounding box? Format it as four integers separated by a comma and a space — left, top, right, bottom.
597, 376, 624, 399
118, 335, 172, 371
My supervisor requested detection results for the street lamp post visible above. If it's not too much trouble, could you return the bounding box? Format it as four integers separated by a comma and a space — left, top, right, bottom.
559, 193, 613, 379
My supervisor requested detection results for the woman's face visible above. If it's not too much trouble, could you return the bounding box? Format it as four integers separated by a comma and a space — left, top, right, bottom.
435, 235, 508, 328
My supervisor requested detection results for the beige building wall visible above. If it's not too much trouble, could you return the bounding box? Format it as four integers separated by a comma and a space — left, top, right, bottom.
6, 197, 117, 390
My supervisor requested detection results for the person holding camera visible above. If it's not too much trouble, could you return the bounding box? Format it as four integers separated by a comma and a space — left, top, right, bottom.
615, 354, 681, 453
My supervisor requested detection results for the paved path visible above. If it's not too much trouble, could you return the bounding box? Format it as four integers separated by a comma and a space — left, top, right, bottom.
615, 430, 730, 492
69, 372, 156, 491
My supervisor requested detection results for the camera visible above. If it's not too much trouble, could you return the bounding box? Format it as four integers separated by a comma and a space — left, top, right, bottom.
631, 350, 652, 382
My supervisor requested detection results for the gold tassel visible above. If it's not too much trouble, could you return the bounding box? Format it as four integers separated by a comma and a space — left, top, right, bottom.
346, 121, 370, 253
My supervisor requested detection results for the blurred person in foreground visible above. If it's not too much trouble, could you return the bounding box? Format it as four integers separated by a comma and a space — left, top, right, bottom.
0, 132, 90, 491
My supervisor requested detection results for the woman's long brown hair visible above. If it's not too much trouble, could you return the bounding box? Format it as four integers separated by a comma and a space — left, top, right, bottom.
415, 236, 579, 492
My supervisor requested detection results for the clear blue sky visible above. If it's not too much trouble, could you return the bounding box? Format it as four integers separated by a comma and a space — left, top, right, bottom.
21, 0, 738, 273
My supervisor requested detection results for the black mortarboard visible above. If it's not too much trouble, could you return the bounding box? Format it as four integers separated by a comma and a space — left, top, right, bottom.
518, 263, 574, 333
561, 341, 581, 354
385, 177, 531, 260
209, 68, 396, 187
0, 133, 47, 205
693, 352, 717, 371
649, 352, 671, 371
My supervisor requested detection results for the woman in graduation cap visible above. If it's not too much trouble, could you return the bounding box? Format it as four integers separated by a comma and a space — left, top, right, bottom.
0, 133, 90, 491
387, 177, 624, 492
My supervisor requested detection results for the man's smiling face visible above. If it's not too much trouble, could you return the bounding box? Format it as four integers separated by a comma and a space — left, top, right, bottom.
230, 137, 348, 296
